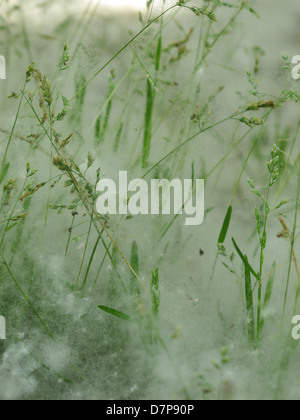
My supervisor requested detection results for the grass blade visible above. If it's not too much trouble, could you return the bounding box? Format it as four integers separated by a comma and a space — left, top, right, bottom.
130, 241, 140, 296
244, 256, 255, 344
155, 35, 162, 73
0, 253, 55, 340
98, 305, 132, 322
232, 237, 260, 281
82, 235, 101, 289
94, 116, 101, 144
151, 267, 160, 318
218, 205, 232, 243
142, 79, 154, 168
0, 163, 10, 185
114, 122, 123, 152
263, 261, 276, 309
260, 261, 276, 332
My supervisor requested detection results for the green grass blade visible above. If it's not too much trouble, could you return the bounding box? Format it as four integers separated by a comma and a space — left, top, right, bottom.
263, 262, 276, 309
98, 305, 132, 322
218, 205, 232, 243
232, 237, 260, 280
151, 267, 160, 318
260, 261, 276, 332
244, 256, 255, 344
131, 45, 156, 89
94, 116, 101, 144
155, 35, 162, 73
142, 79, 154, 168
82, 235, 101, 289
101, 100, 112, 143
130, 241, 140, 296
0, 253, 55, 340
114, 122, 123, 152
0, 163, 10, 185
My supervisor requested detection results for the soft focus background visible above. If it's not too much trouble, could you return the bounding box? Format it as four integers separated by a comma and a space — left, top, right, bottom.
0, 0, 300, 400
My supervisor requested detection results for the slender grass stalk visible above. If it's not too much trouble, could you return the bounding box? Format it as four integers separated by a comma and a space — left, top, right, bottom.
19, 3, 33, 63
257, 187, 270, 342
282, 161, 300, 319
70, 0, 101, 61
274, 117, 300, 201
65, 211, 77, 256
41, 105, 54, 245
92, 66, 133, 133
94, 241, 112, 286
70, 4, 179, 102
75, 214, 94, 290
204, 127, 253, 179
0, 78, 27, 180
82, 233, 101, 289
0, 175, 28, 249
230, 111, 271, 205
0, 253, 55, 340
260, 261, 276, 332
68, 0, 93, 45
140, 112, 239, 181
114, 122, 124, 152
194, 7, 243, 72
130, 241, 140, 296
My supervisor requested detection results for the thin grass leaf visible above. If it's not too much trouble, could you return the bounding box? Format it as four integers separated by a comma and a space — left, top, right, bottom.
155, 36, 162, 72
101, 100, 112, 143
232, 237, 260, 280
5, 222, 18, 232
260, 261, 276, 332
94, 116, 101, 144
131, 46, 157, 89
191, 160, 195, 190
0, 163, 10, 185
1, 253, 55, 340
82, 235, 101, 289
218, 205, 232, 243
114, 122, 123, 152
98, 305, 132, 322
151, 267, 160, 318
263, 261, 276, 309
142, 79, 154, 168
244, 256, 255, 344
130, 241, 140, 296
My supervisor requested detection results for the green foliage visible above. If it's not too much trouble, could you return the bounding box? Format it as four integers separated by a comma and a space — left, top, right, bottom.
151, 268, 160, 318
